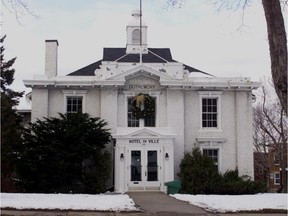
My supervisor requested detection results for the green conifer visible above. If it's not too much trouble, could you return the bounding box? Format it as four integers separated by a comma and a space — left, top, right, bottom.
17, 113, 112, 194
1, 35, 24, 192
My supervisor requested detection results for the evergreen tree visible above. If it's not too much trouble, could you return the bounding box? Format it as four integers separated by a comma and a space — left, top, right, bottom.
16, 113, 112, 194
179, 147, 220, 194
1, 35, 24, 192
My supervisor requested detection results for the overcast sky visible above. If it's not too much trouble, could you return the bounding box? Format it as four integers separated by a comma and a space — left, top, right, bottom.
2, 0, 274, 96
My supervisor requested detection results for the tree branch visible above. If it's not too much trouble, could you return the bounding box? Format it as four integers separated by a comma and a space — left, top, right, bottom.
1, 0, 39, 25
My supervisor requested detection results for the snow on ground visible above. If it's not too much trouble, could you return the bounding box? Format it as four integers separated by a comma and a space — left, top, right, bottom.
172, 193, 288, 213
0, 193, 139, 211
1, 192, 287, 213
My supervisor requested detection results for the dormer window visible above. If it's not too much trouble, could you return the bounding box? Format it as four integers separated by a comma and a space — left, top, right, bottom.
132, 29, 141, 45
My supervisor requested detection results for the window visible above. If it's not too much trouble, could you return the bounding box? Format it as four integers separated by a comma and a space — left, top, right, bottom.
258, 166, 264, 175
128, 97, 139, 127
199, 91, 222, 130
131, 151, 141, 181
274, 153, 280, 165
66, 96, 83, 113
274, 173, 280, 185
202, 98, 218, 128
144, 102, 156, 127
62, 90, 86, 114
127, 96, 156, 127
132, 29, 141, 45
203, 149, 219, 170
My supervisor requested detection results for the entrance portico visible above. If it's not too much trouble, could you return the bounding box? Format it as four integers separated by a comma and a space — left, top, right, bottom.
113, 127, 176, 193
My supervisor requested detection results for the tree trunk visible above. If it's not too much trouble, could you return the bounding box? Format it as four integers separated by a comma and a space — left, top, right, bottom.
262, 0, 287, 114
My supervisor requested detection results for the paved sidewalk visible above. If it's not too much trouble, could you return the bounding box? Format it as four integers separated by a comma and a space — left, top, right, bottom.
127, 192, 287, 216
128, 192, 210, 215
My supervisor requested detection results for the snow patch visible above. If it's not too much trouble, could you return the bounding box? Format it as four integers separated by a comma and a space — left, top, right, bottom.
1, 193, 139, 211
171, 193, 288, 213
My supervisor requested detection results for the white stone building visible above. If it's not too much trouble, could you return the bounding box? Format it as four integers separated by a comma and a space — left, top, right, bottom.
24, 10, 260, 193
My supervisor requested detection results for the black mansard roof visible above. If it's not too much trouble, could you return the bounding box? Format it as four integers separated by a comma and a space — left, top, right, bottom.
102, 48, 176, 63
68, 47, 212, 76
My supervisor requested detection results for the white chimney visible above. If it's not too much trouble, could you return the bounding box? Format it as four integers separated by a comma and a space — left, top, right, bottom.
45, 40, 58, 78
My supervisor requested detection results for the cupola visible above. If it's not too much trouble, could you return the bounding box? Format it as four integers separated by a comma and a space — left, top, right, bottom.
126, 10, 148, 54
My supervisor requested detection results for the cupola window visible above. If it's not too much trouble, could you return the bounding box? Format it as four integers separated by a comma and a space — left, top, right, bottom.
132, 29, 141, 45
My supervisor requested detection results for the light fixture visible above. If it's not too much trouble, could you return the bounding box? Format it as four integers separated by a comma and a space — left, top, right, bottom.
120, 153, 124, 160
165, 153, 169, 160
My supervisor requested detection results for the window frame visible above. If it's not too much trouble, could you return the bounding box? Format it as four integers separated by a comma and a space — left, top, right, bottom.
132, 29, 141, 45
124, 91, 159, 128
202, 148, 220, 171
66, 96, 83, 114
62, 90, 87, 114
199, 91, 222, 131
197, 138, 226, 173
127, 96, 140, 127
144, 96, 156, 127
274, 172, 280, 185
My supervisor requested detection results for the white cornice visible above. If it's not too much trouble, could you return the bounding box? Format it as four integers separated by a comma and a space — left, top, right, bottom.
161, 78, 261, 90
24, 74, 261, 90
23, 78, 125, 88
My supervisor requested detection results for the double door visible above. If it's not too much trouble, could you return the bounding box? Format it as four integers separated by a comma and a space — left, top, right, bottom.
128, 147, 162, 191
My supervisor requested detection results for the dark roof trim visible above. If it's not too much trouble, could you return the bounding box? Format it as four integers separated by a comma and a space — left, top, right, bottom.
183, 64, 214, 77
67, 60, 102, 76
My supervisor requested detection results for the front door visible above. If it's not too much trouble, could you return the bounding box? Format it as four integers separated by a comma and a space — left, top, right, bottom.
128, 147, 162, 191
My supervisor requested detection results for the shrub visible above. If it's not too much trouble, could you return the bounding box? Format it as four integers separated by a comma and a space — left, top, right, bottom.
217, 170, 266, 194
179, 147, 266, 194
179, 148, 220, 194
15, 113, 112, 194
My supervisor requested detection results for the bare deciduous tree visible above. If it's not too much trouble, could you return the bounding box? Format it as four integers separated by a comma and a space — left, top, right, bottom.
253, 82, 287, 192
166, 0, 287, 114
212, 1, 288, 114
1, 0, 39, 25
261, 0, 287, 115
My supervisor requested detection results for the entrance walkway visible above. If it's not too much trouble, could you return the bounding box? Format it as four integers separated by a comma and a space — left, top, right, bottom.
127, 192, 213, 216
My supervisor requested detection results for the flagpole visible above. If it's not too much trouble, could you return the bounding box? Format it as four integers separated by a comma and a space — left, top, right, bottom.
139, 0, 142, 64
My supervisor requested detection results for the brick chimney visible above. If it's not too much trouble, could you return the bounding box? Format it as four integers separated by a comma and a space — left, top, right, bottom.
45, 40, 58, 78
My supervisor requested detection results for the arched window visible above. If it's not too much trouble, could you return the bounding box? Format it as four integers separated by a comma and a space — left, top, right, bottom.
132, 29, 141, 45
